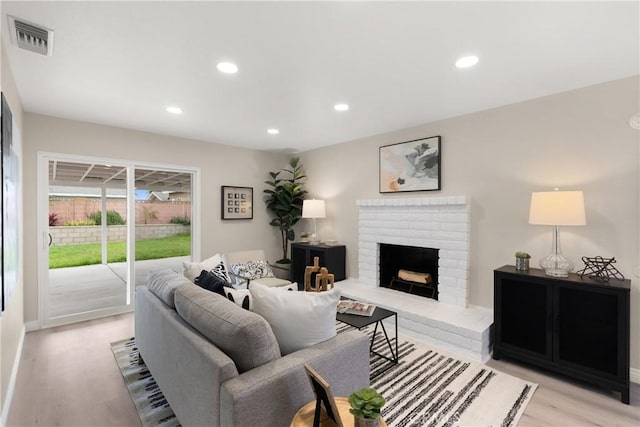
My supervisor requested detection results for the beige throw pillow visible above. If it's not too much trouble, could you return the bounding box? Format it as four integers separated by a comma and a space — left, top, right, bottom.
183, 254, 226, 282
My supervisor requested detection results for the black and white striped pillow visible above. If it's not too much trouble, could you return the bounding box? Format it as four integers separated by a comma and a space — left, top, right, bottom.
210, 261, 231, 283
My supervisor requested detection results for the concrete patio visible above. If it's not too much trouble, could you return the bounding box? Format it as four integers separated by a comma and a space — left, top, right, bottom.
48, 256, 188, 318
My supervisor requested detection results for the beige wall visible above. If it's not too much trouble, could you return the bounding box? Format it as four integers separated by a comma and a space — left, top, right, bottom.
22, 114, 288, 322
0, 41, 25, 420
299, 76, 640, 371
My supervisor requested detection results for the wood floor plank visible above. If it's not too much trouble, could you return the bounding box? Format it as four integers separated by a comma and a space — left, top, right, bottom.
7, 313, 140, 427
6, 312, 640, 426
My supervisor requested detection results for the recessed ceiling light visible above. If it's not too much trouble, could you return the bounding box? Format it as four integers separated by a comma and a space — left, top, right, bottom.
267, 128, 280, 135
334, 103, 349, 112
166, 106, 183, 114
455, 55, 479, 68
217, 62, 238, 74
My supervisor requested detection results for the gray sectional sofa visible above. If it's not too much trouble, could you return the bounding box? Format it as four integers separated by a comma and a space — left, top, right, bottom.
135, 270, 370, 427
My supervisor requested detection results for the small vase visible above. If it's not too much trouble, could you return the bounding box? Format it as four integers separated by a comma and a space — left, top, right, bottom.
515, 258, 529, 271
354, 416, 381, 427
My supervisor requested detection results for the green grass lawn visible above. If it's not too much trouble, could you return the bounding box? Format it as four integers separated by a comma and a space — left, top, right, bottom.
49, 233, 191, 269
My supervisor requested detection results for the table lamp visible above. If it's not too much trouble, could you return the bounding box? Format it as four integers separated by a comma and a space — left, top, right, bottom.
302, 199, 326, 243
529, 190, 586, 277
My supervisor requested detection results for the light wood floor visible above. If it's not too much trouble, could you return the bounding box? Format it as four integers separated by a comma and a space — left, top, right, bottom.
6, 313, 640, 426
7, 313, 140, 427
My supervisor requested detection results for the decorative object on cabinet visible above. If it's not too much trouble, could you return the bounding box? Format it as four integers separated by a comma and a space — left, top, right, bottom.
264, 157, 307, 263
302, 199, 326, 243
515, 251, 531, 271
379, 135, 440, 193
221, 186, 253, 220
528, 189, 586, 277
576, 256, 625, 282
493, 265, 630, 404
292, 243, 346, 291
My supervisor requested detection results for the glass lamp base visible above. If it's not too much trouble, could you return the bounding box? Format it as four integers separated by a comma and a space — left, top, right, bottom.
540, 254, 573, 278
542, 267, 570, 278
309, 232, 320, 243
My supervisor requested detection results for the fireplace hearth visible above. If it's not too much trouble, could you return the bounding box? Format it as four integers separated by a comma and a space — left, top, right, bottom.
379, 243, 439, 300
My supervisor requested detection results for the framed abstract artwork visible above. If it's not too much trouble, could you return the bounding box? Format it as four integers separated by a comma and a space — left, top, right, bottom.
221, 186, 253, 220
379, 135, 441, 193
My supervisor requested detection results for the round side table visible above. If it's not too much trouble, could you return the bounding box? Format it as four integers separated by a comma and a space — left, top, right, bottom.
290, 397, 387, 427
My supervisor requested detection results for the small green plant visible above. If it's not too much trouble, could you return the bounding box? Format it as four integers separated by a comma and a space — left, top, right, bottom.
88, 210, 125, 225
515, 251, 531, 259
63, 219, 97, 226
169, 215, 191, 226
348, 387, 385, 420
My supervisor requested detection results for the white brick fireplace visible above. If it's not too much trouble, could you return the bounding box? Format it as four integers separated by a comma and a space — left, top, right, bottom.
357, 195, 470, 307
338, 195, 492, 361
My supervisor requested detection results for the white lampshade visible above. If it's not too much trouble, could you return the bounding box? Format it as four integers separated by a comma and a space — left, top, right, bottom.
302, 199, 326, 219
529, 191, 586, 226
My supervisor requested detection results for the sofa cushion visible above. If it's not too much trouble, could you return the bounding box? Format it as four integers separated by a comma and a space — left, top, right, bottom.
250, 283, 341, 355
174, 283, 280, 373
147, 269, 192, 308
183, 254, 231, 283
194, 270, 232, 296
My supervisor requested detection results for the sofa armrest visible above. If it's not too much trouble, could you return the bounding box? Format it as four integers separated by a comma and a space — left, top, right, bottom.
220, 329, 369, 427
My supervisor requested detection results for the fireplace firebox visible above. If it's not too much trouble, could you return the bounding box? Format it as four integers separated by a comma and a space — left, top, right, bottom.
379, 243, 439, 300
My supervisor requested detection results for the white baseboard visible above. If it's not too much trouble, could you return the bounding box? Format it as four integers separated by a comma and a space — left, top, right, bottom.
631, 368, 640, 384
24, 320, 40, 332
1, 325, 25, 427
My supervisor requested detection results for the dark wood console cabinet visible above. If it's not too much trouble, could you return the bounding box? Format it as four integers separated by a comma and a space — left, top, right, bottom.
494, 265, 630, 403
291, 243, 346, 288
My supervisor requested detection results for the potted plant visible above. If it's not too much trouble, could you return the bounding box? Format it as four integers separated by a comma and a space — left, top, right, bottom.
300, 231, 310, 242
264, 157, 307, 264
348, 387, 386, 427
515, 251, 531, 271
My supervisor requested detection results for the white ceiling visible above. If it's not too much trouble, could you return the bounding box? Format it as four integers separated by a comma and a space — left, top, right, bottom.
1, 1, 638, 152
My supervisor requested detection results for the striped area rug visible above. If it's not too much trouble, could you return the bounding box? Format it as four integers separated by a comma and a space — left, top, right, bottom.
111, 338, 181, 427
112, 326, 536, 427
337, 323, 537, 427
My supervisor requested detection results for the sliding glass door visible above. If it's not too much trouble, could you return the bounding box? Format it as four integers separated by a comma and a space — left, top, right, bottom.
38, 153, 199, 327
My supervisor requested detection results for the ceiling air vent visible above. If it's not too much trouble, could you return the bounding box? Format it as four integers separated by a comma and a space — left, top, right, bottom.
8, 16, 54, 56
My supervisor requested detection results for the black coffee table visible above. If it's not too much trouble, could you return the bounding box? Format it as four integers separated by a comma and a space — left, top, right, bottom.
337, 303, 398, 377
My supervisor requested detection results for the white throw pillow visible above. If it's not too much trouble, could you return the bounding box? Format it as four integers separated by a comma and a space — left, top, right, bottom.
183, 254, 228, 282
250, 283, 340, 355
276, 282, 298, 292
223, 287, 252, 310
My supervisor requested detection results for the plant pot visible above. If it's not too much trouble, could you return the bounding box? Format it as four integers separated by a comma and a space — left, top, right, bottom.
354, 416, 381, 427
515, 257, 529, 271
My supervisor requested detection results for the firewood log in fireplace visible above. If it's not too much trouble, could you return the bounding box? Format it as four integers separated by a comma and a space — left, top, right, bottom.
398, 269, 432, 284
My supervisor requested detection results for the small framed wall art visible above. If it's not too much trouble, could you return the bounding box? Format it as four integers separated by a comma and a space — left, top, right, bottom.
221, 186, 253, 220
379, 135, 441, 193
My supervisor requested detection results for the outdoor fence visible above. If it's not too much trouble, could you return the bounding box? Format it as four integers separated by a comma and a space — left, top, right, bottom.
49, 198, 191, 225
49, 224, 190, 246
